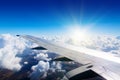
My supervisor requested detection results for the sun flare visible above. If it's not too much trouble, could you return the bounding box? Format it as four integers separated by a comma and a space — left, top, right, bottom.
67, 25, 90, 45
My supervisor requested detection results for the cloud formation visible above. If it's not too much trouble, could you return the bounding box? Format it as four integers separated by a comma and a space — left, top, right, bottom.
52, 35, 120, 55
30, 61, 50, 80
0, 34, 64, 80
0, 34, 27, 71
0, 34, 120, 80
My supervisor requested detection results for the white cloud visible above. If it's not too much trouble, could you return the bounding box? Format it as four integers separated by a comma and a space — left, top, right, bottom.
34, 52, 51, 61
0, 34, 64, 80
52, 35, 120, 55
32, 61, 50, 72
30, 61, 50, 80
51, 61, 62, 70
0, 34, 27, 71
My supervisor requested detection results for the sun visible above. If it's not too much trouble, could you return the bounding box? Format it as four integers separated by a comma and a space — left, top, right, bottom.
67, 25, 89, 45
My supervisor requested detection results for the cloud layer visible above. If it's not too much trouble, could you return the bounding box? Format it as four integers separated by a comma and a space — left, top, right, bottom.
0, 34, 27, 71
0, 34, 120, 80
0, 34, 65, 80
51, 35, 120, 55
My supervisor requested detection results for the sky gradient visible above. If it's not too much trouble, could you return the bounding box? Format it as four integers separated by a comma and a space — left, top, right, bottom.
0, 0, 120, 36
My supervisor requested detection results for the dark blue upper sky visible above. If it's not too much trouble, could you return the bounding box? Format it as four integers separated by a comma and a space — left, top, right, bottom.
0, 0, 120, 35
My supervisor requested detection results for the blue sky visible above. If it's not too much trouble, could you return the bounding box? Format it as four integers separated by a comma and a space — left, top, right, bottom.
0, 0, 120, 36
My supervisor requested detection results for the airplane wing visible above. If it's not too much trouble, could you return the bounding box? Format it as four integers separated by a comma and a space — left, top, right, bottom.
18, 35, 120, 80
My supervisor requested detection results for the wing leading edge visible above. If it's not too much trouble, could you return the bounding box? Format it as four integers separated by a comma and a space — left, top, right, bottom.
19, 35, 120, 80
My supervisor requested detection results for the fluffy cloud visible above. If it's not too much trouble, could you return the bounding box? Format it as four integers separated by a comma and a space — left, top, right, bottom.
29, 50, 64, 80
34, 52, 51, 61
78, 35, 120, 54
0, 34, 64, 80
0, 34, 28, 71
30, 61, 50, 80
52, 35, 120, 55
